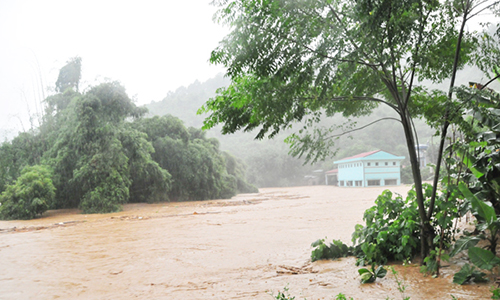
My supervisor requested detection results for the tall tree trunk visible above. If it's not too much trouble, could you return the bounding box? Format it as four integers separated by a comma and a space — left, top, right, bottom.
400, 108, 433, 259
427, 2, 469, 219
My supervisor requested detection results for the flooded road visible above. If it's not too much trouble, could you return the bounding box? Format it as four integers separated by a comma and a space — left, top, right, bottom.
0, 186, 491, 299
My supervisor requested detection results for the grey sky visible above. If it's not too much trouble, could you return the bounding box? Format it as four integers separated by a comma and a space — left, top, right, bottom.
0, 0, 228, 139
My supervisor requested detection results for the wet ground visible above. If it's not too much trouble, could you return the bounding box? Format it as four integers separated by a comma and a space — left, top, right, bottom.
0, 185, 492, 299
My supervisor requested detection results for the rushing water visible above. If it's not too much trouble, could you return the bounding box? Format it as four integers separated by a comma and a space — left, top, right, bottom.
0, 186, 491, 299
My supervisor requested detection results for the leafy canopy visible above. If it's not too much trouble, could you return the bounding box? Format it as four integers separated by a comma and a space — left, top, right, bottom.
0, 165, 56, 220
201, 0, 469, 163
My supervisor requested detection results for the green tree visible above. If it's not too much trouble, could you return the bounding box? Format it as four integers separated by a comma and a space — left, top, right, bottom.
0, 58, 257, 218
0, 165, 55, 220
47, 81, 162, 212
222, 152, 258, 193
132, 115, 256, 201
55, 57, 82, 93
423, 0, 500, 225
121, 127, 171, 203
0, 130, 46, 194
200, 0, 499, 258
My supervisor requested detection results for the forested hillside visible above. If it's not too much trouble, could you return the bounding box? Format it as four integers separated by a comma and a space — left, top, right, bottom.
0, 59, 256, 220
146, 74, 437, 187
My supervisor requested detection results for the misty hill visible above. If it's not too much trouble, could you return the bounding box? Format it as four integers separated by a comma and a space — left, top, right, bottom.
146, 74, 319, 187
147, 74, 230, 128
144, 74, 445, 187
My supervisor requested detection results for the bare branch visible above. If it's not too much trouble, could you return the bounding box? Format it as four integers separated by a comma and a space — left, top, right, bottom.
467, 0, 500, 20
292, 40, 381, 67
322, 96, 400, 113
324, 117, 401, 140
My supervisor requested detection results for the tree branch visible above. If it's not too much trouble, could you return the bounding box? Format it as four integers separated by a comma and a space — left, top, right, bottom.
322, 96, 400, 113
467, 0, 500, 20
324, 117, 401, 140
290, 39, 381, 68
326, 3, 374, 62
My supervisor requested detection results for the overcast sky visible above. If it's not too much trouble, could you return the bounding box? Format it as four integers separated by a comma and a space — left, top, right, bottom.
0, 0, 229, 139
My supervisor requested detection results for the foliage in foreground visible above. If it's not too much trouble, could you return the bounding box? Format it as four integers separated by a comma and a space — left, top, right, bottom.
335, 294, 353, 300
0, 165, 55, 220
311, 185, 461, 279
358, 265, 387, 284
453, 263, 488, 285
351, 183, 461, 267
310, 238, 353, 262
492, 287, 500, 299
269, 285, 295, 300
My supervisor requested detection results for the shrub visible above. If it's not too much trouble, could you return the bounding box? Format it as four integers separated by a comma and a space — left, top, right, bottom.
352, 189, 420, 265
352, 184, 459, 266
0, 165, 56, 220
311, 238, 353, 262
78, 169, 130, 213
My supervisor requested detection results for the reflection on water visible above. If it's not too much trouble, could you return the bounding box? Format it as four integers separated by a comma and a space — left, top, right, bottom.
0, 186, 491, 299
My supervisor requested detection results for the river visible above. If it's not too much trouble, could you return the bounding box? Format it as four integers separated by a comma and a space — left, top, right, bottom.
0, 185, 491, 299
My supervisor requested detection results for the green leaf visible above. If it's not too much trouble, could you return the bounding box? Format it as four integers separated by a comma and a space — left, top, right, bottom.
374, 265, 387, 278
377, 231, 388, 243
457, 148, 485, 178
469, 247, 500, 271
358, 268, 371, 275
360, 271, 374, 283
449, 235, 481, 257
453, 263, 488, 285
472, 270, 488, 283
459, 182, 496, 223
491, 287, 500, 299
453, 263, 472, 285
311, 239, 324, 247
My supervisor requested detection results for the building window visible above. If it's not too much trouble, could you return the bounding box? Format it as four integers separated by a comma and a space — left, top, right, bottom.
355, 180, 362, 187
347, 181, 353, 186
393, 162, 396, 166
367, 180, 381, 186
375, 162, 379, 166
385, 162, 388, 166
367, 162, 371, 166
385, 179, 397, 185
339, 180, 344, 186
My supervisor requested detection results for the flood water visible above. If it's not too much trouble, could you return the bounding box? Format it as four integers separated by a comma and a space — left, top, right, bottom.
0, 186, 491, 299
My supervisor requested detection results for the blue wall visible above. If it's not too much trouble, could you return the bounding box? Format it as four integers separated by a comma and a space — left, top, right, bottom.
335, 151, 404, 187
364, 160, 401, 186
337, 162, 364, 186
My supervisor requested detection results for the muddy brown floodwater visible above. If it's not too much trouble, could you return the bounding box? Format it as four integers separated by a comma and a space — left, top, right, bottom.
0, 185, 492, 299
